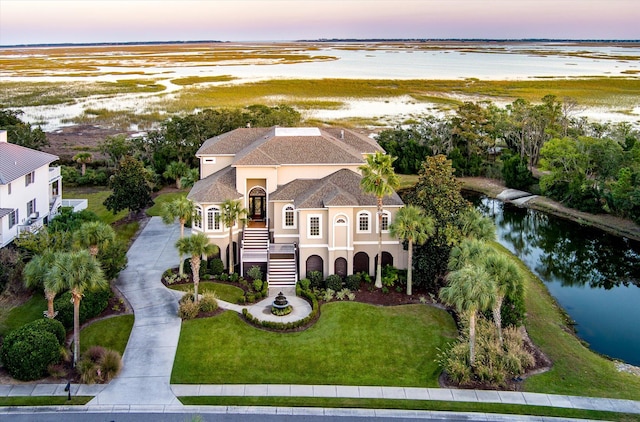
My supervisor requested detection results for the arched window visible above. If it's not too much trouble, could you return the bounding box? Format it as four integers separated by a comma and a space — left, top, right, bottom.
353, 252, 369, 274
306, 255, 324, 277
194, 206, 203, 229
335, 257, 347, 277
377, 210, 391, 233
283, 204, 296, 229
357, 210, 371, 233
207, 207, 221, 231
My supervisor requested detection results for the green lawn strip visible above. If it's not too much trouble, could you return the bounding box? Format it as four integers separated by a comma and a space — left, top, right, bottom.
63, 187, 127, 225
0, 396, 92, 406
172, 302, 457, 386
168, 282, 245, 304
0, 295, 47, 335
489, 242, 640, 401
146, 191, 188, 217
79, 314, 134, 355
177, 396, 639, 421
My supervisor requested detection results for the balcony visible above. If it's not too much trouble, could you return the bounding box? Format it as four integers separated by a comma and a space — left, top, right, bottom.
49, 166, 61, 183
17, 213, 45, 236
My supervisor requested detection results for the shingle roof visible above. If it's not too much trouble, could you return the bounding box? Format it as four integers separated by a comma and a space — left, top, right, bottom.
0, 142, 59, 184
186, 166, 242, 203
271, 169, 404, 209
196, 127, 272, 156
196, 127, 382, 167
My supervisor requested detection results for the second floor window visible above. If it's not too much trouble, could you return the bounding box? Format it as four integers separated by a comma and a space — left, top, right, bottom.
194, 207, 202, 229
357, 211, 370, 233
308, 215, 321, 238
7, 183, 11, 195
25, 171, 35, 186
283, 204, 295, 228
207, 208, 221, 231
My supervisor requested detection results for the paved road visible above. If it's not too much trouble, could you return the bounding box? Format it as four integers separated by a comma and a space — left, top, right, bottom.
88, 217, 184, 406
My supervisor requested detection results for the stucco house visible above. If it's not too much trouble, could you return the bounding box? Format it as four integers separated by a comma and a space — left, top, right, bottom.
187, 127, 406, 287
0, 130, 63, 247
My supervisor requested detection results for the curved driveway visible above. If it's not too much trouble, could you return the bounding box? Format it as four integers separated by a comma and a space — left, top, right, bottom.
89, 217, 185, 406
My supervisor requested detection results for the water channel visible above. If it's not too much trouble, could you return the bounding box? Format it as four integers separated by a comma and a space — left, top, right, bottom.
468, 194, 640, 366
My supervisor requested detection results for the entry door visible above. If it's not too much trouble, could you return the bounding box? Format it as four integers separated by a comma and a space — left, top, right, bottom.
251, 196, 264, 220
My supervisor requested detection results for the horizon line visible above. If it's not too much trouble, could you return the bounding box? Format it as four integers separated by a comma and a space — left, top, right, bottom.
2, 38, 640, 49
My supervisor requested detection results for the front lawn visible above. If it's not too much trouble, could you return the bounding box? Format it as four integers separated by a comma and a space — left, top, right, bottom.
171, 302, 457, 386
168, 281, 245, 304
80, 314, 134, 355
146, 191, 188, 217
0, 294, 47, 335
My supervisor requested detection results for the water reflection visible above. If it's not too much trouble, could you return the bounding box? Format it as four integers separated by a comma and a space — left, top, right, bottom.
468, 194, 640, 365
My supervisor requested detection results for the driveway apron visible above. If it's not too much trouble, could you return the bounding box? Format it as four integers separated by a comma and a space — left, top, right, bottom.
89, 217, 184, 406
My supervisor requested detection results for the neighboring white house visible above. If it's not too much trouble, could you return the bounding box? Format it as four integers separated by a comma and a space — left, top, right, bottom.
0, 130, 66, 247
188, 127, 406, 287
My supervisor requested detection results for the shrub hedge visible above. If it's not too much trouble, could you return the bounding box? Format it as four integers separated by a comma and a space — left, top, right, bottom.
242, 287, 319, 331
0, 318, 65, 381
54, 288, 111, 329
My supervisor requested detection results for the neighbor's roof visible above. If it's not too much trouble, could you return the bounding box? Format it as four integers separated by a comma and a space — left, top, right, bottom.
187, 166, 242, 203
0, 208, 13, 219
271, 168, 404, 209
195, 126, 383, 167
0, 142, 59, 184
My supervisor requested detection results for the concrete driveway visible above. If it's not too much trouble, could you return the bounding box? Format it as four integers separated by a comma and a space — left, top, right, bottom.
88, 217, 185, 406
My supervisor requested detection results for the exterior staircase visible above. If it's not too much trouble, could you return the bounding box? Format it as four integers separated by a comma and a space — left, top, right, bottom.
241, 227, 269, 262
267, 255, 297, 287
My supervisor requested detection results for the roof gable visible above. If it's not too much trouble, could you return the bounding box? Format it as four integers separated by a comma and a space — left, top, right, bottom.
0, 142, 58, 184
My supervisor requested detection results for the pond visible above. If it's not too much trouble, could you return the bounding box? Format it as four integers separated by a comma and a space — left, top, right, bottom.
469, 194, 640, 366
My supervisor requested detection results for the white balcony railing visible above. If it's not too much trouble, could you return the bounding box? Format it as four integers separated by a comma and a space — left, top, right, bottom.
49, 166, 61, 183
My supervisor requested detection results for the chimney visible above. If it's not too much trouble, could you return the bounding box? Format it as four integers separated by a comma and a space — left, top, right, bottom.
340, 129, 344, 139
0, 130, 7, 143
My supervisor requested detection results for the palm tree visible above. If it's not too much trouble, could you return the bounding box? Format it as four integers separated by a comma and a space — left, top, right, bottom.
219, 199, 248, 274
48, 250, 108, 366
73, 221, 116, 257
160, 196, 194, 239
483, 253, 523, 345
176, 233, 218, 303
163, 161, 189, 189
23, 251, 59, 319
72, 152, 92, 176
359, 151, 400, 288
447, 238, 493, 272
161, 195, 197, 275
439, 265, 496, 366
458, 207, 496, 241
389, 205, 434, 295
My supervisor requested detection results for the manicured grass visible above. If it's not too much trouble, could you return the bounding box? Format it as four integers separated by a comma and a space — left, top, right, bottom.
171, 302, 457, 386
0, 294, 47, 336
169, 282, 245, 304
398, 174, 420, 190
146, 191, 188, 217
0, 396, 92, 406
490, 242, 640, 401
80, 314, 134, 355
178, 396, 639, 422
63, 187, 127, 225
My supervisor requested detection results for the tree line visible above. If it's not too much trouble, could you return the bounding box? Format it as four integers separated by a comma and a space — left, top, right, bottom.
376, 96, 640, 223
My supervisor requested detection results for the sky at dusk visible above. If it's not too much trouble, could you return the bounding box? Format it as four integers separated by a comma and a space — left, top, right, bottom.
0, 0, 638, 45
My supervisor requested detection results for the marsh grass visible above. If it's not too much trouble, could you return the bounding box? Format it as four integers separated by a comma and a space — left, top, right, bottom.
170, 75, 237, 86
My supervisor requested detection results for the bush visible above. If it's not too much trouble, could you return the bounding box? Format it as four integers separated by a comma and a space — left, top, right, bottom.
77, 358, 101, 384
307, 270, 323, 289
208, 258, 224, 276
98, 348, 123, 382
252, 279, 263, 292
199, 292, 218, 313
501, 153, 534, 190
344, 274, 361, 291
298, 278, 311, 291
247, 265, 263, 281
1, 326, 61, 381
381, 265, 398, 288
325, 274, 343, 291
178, 298, 200, 320
55, 288, 111, 329
242, 288, 319, 331
183, 258, 207, 279
27, 318, 66, 345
